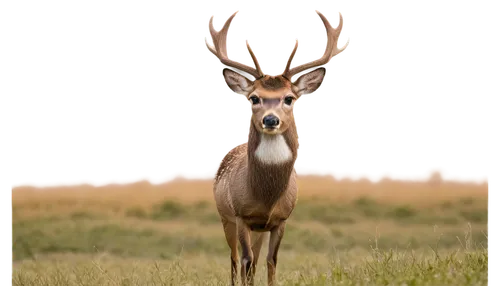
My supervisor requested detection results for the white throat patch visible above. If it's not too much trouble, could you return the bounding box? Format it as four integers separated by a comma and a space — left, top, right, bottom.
255, 134, 292, 165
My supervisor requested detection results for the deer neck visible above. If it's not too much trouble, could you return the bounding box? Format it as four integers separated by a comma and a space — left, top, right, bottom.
247, 120, 299, 204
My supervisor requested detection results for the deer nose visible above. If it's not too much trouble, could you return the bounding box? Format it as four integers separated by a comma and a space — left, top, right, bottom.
263, 115, 280, 128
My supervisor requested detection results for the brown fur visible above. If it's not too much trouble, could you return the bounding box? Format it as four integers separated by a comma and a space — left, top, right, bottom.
215, 122, 298, 230
213, 122, 298, 286
213, 71, 307, 285
258, 75, 289, 90
213, 67, 330, 286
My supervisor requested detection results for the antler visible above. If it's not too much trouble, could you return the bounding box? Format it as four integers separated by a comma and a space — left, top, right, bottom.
206, 12, 264, 79
283, 11, 349, 79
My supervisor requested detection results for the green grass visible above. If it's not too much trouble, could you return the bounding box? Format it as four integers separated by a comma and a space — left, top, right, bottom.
126, 200, 221, 223
12, 249, 487, 286
12, 197, 488, 285
293, 197, 487, 225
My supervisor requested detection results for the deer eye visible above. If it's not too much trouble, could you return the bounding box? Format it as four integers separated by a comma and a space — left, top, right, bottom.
284, 96, 294, 106
250, 96, 260, 105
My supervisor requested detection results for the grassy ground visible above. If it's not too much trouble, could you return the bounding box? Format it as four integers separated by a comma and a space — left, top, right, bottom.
12, 176, 488, 285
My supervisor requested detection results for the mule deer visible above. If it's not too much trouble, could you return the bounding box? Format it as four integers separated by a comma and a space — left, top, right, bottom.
206, 11, 348, 286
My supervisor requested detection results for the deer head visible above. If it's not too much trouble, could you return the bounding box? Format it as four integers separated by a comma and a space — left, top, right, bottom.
206, 11, 348, 135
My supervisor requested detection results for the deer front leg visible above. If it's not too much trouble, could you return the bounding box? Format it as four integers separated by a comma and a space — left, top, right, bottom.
267, 221, 286, 286
221, 219, 238, 286
237, 217, 254, 286
251, 232, 266, 276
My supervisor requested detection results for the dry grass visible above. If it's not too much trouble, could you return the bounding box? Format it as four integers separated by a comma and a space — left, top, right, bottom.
12, 175, 488, 285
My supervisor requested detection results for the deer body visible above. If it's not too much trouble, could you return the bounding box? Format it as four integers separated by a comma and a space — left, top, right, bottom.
214, 151, 296, 231
206, 11, 348, 286
214, 121, 299, 228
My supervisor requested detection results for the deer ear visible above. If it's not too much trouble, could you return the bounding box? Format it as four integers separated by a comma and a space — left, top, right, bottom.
223, 68, 254, 95
293, 67, 326, 96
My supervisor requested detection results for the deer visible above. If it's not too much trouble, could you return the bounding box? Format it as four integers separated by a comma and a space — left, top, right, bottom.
206, 10, 348, 286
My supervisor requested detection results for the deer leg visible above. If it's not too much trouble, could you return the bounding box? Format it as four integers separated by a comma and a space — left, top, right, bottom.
222, 219, 238, 286
237, 217, 254, 286
267, 221, 286, 286
251, 232, 267, 276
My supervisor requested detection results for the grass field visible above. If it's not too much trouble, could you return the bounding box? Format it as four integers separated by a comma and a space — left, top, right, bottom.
12, 175, 488, 285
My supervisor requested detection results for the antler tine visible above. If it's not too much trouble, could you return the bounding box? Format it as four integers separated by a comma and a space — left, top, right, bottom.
206, 12, 264, 79
282, 40, 298, 79
283, 11, 349, 79
246, 40, 264, 77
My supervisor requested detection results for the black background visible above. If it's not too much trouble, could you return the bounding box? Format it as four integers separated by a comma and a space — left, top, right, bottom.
7, 1, 497, 176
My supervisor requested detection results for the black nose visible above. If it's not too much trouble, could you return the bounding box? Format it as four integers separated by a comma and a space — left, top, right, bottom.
263, 115, 280, 128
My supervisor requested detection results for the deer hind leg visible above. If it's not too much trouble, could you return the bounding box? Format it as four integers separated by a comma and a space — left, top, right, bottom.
221, 219, 238, 286
250, 232, 267, 277
267, 221, 286, 286
236, 217, 254, 286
